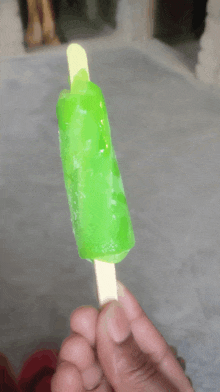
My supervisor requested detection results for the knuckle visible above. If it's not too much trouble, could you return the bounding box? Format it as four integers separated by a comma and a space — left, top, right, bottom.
116, 335, 158, 389
125, 352, 157, 387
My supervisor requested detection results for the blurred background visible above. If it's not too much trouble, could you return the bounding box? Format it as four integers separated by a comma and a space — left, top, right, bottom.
3, 0, 208, 70
17, 0, 208, 39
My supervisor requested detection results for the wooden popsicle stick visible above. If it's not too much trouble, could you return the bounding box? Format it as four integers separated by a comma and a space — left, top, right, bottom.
94, 259, 118, 306
66, 44, 118, 306
67, 43, 90, 85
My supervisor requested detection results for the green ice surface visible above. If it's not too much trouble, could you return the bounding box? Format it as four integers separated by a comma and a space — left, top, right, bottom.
56, 68, 135, 263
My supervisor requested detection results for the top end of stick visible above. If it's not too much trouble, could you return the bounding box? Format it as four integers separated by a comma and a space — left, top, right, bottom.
67, 44, 90, 85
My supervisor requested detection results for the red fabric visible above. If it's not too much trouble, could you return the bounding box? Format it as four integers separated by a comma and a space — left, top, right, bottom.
34, 375, 54, 392
0, 350, 58, 392
0, 365, 20, 392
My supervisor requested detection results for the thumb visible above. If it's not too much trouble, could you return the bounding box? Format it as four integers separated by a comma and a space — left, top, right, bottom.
96, 300, 178, 392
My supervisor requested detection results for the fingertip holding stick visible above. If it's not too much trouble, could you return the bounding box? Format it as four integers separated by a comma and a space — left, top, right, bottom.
66, 43, 118, 307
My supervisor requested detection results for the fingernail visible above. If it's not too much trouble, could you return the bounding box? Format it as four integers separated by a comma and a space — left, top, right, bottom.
117, 280, 126, 298
106, 300, 131, 343
99, 281, 125, 312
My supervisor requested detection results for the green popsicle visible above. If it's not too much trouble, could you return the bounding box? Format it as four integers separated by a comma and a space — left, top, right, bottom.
56, 45, 135, 264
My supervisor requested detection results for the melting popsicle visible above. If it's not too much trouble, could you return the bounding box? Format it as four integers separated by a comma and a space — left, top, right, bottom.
56, 44, 135, 304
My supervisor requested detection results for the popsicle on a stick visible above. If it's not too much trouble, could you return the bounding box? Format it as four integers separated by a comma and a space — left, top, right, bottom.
56, 44, 135, 305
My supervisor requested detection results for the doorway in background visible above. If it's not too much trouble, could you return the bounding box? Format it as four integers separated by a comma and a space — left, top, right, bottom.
153, 0, 208, 71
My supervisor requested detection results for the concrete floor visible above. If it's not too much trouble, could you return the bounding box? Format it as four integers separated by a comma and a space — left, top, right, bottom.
1, 2, 220, 392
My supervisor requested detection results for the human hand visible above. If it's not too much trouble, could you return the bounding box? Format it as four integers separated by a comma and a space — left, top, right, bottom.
51, 281, 194, 391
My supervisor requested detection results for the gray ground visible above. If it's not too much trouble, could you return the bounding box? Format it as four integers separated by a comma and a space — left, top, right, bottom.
1, 16, 220, 392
